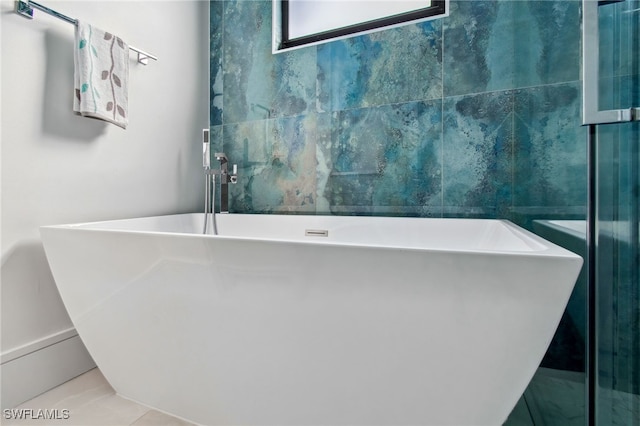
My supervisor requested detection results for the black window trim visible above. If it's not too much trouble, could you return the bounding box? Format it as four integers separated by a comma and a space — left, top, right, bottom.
279, 0, 447, 50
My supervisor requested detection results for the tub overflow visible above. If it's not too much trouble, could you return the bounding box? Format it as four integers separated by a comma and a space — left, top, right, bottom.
305, 229, 329, 237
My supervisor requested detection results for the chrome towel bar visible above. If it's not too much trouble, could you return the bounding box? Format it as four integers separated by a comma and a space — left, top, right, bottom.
15, 0, 158, 65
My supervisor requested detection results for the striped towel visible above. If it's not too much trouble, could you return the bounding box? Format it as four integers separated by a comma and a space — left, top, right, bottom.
73, 21, 129, 129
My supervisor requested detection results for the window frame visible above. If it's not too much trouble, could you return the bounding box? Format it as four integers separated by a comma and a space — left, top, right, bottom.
273, 0, 448, 53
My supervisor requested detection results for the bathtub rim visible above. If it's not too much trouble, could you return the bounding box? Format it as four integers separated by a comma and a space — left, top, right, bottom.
40, 213, 583, 260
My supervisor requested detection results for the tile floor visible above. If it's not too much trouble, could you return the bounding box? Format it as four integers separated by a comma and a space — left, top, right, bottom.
503, 393, 534, 426
505, 367, 640, 426
2, 368, 541, 426
3, 369, 194, 426
6, 366, 638, 425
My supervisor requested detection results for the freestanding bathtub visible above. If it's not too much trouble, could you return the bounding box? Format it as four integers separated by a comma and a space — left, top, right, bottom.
40, 213, 582, 425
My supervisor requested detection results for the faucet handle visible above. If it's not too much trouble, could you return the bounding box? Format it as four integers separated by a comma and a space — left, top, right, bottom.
214, 152, 228, 163
230, 164, 238, 184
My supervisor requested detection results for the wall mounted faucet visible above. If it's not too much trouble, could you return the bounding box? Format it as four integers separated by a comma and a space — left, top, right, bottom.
202, 129, 237, 235
204, 154, 237, 214
212, 152, 238, 214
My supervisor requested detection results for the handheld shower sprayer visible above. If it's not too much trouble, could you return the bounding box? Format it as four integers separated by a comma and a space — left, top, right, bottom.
202, 129, 216, 234
202, 128, 210, 170
201, 130, 238, 235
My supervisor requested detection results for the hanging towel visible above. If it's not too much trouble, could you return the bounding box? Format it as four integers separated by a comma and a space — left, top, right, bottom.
74, 21, 129, 129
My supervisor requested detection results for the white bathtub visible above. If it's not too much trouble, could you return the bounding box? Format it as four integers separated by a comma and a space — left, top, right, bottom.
40, 214, 582, 425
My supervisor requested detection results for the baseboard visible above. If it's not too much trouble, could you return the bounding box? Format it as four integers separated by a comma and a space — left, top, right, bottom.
1, 329, 96, 410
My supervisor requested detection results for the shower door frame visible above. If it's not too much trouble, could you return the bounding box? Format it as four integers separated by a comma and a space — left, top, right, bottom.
582, 0, 638, 125
582, 1, 639, 425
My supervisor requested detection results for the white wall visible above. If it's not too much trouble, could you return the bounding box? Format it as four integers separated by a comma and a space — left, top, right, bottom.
1, 0, 209, 408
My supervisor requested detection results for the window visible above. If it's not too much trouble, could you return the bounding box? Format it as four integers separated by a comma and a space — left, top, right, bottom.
273, 0, 448, 53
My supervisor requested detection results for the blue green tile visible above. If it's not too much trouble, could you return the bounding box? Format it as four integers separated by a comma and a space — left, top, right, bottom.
520, 0, 580, 86
210, 0, 223, 125
598, 0, 639, 80
513, 82, 586, 208
442, 91, 513, 217
315, 112, 334, 214
484, 0, 517, 92
443, 0, 500, 96
223, 0, 315, 124
322, 101, 443, 216
208, 125, 223, 161
443, 0, 580, 96
210, 0, 587, 221
599, 74, 640, 112
317, 20, 442, 112
223, 114, 317, 213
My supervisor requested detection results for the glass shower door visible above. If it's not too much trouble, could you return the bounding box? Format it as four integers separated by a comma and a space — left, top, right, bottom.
583, 0, 639, 424
594, 122, 639, 426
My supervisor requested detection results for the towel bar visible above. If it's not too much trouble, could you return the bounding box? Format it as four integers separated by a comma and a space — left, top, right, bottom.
15, 0, 158, 65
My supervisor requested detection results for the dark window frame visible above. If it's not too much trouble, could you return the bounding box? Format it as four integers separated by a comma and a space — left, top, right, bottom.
278, 0, 447, 51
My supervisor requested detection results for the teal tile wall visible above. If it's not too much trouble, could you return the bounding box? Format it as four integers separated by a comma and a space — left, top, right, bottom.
209, 0, 586, 225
